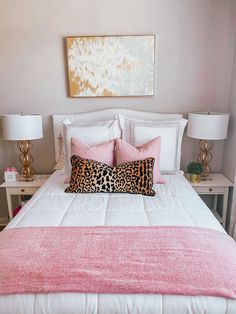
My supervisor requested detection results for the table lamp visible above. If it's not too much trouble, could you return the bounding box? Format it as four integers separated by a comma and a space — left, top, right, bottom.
1, 114, 43, 181
187, 112, 229, 180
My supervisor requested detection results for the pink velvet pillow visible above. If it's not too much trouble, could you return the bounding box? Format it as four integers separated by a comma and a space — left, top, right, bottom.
115, 137, 165, 184
65, 138, 116, 183
71, 138, 115, 166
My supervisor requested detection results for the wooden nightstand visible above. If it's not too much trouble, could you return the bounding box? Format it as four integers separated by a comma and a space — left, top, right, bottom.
0, 174, 49, 223
185, 173, 233, 228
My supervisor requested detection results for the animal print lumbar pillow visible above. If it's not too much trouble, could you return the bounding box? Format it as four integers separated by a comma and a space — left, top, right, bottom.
65, 155, 155, 196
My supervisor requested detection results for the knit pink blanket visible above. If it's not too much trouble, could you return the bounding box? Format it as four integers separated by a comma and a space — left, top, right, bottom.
0, 226, 236, 298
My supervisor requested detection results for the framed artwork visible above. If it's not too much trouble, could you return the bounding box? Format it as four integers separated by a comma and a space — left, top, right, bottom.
66, 35, 155, 97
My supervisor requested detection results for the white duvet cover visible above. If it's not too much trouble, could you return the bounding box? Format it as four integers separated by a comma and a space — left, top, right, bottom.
2, 171, 236, 314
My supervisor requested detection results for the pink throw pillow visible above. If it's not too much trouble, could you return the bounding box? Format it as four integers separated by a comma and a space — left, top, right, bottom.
65, 138, 116, 184
115, 137, 165, 184
71, 138, 115, 166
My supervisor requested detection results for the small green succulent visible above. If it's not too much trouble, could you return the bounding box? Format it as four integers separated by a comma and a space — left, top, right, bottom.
187, 162, 203, 174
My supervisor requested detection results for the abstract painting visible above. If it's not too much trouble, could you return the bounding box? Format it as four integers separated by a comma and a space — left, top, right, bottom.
66, 35, 155, 97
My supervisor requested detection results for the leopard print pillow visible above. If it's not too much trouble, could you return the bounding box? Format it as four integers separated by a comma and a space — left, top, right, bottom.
65, 155, 155, 196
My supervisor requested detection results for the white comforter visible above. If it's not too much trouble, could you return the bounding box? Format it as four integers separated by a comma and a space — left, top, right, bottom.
1, 171, 235, 314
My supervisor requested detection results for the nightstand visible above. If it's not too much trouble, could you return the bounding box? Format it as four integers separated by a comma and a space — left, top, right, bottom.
0, 174, 49, 223
185, 173, 233, 228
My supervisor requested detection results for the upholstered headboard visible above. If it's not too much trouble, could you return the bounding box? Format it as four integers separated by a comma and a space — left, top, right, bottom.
52, 108, 183, 163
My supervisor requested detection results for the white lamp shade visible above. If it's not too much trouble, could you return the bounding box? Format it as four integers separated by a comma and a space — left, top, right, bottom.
1, 114, 43, 141
187, 112, 230, 140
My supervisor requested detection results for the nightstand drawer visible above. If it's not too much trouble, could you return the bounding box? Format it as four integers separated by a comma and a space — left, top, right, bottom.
7, 187, 39, 195
193, 186, 224, 194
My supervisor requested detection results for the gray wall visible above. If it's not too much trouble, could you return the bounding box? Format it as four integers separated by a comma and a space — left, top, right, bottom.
222, 1, 236, 233
222, 3, 236, 182
223, 50, 236, 182
1, 0, 235, 216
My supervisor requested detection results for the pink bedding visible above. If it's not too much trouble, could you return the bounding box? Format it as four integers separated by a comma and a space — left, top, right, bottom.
0, 226, 236, 298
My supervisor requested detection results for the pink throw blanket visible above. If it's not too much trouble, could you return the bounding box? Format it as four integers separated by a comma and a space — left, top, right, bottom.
0, 226, 236, 298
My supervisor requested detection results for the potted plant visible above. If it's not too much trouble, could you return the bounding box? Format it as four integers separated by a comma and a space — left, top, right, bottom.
187, 162, 203, 183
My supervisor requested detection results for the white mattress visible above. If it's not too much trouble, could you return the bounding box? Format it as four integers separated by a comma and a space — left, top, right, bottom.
2, 171, 236, 314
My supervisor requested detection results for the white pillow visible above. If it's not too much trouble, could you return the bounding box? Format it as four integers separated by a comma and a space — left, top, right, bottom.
119, 114, 187, 173
63, 117, 121, 177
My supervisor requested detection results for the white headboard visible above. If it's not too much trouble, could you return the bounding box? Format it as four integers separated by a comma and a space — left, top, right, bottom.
52, 108, 183, 163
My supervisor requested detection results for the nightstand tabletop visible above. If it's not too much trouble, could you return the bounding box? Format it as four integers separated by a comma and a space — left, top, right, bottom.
0, 174, 49, 188
185, 173, 233, 187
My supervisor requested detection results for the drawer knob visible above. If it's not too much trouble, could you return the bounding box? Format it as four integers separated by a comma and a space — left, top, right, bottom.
209, 188, 213, 192
21, 188, 25, 193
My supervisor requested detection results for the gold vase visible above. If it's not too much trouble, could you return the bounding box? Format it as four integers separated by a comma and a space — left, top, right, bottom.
190, 173, 201, 184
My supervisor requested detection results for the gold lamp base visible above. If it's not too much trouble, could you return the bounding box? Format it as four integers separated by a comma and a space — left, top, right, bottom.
18, 140, 35, 181
197, 139, 213, 181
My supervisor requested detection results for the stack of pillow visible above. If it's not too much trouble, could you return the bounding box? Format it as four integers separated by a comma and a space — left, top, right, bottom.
55, 114, 187, 196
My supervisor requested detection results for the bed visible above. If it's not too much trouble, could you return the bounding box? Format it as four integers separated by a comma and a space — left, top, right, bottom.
0, 108, 236, 314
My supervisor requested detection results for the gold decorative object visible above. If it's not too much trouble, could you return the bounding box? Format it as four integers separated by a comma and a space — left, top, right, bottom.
18, 140, 34, 181
197, 139, 213, 179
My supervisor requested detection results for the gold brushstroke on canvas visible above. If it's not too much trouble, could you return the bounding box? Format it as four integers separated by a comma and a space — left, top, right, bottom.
66, 38, 74, 51
69, 71, 99, 95
102, 89, 116, 96
68, 71, 79, 96
117, 58, 134, 71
